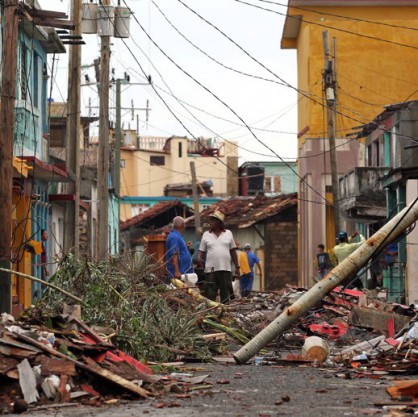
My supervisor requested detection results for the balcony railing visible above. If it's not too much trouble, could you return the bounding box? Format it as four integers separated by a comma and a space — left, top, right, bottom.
339, 167, 388, 221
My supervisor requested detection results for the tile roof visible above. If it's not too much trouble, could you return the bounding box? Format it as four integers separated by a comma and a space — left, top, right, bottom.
120, 200, 194, 231
192, 193, 297, 229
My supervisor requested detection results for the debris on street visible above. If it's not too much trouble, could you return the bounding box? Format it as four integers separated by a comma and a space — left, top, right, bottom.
2, 252, 418, 413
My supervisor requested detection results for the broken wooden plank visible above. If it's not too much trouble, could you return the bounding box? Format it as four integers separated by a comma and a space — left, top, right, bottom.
30, 8, 69, 19
387, 380, 418, 399
0, 334, 43, 352
83, 357, 150, 398
54, 337, 111, 353
0, 357, 18, 374
17, 359, 40, 404
32, 17, 75, 30
15, 333, 150, 398
349, 306, 411, 335
0, 344, 37, 359
58, 375, 71, 403
102, 360, 157, 383
35, 356, 77, 376
69, 317, 113, 347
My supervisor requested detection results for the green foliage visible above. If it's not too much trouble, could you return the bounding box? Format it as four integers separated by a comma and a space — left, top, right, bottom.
41, 252, 212, 362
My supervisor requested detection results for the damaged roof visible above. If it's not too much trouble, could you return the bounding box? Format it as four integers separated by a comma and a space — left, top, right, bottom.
120, 200, 194, 231
193, 193, 297, 229
350, 100, 418, 139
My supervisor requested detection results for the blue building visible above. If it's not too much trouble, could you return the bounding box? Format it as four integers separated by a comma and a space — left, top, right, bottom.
10, 16, 67, 302
239, 161, 298, 196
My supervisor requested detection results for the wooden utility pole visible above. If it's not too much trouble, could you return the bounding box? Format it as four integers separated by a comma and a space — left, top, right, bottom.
0, 0, 20, 313
323, 31, 342, 234
190, 162, 201, 239
97, 0, 111, 260
64, 0, 82, 257
114, 78, 122, 196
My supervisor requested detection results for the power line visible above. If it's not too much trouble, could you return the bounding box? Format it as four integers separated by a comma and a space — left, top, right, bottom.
127, 1, 341, 211
174, 0, 418, 146
253, 0, 418, 33
100, 2, 240, 176
232, 0, 418, 52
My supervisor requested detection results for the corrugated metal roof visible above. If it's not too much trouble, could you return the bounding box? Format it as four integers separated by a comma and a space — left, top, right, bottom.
193, 193, 297, 229
120, 200, 194, 231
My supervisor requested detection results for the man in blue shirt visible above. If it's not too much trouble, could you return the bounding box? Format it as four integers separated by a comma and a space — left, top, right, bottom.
239, 243, 262, 298
166, 216, 193, 280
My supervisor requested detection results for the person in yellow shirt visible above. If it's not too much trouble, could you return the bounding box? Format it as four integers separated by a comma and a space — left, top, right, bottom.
334, 231, 366, 288
238, 243, 262, 297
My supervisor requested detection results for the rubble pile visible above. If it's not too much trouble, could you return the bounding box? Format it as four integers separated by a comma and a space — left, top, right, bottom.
3, 253, 418, 412
40, 253, 234, 362
0, 313, 215, 414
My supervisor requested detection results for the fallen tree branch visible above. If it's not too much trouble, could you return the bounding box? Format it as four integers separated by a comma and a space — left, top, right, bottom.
0, 267, 85, 305
203, 319, 250, 344
171, 279, 221, 308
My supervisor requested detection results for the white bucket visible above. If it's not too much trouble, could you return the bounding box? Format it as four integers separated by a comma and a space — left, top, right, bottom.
81, 2, 98, 34
97, 5, 114, 37
181, 273, 198, 286
114, 6, 131, 38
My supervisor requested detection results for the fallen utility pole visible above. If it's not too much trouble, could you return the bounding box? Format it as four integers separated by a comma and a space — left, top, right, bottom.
0, 0, 20, 314
233, 197, 418, 364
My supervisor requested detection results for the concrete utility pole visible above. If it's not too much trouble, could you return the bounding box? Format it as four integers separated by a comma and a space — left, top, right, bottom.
234, 197, 418, 364
323, 31, 342, 234
190, 161, 201, 239
97, 0, 111, 260
0, 0, 20, 313
64, 0, 82, 257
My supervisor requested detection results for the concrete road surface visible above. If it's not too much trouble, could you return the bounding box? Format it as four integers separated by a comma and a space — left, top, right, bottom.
20, 363, 395, 417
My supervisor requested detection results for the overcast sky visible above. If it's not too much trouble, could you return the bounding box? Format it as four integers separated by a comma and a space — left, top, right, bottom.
41, 0, 297, 163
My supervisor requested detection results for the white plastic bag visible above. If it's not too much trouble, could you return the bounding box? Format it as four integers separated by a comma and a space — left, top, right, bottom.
232, 279, 241, 299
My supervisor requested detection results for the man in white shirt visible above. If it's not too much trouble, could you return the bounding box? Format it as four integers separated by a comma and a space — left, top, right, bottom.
198, 210, 240, 303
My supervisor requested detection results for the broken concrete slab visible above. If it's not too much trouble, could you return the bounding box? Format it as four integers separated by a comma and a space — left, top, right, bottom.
349, 306, 411, 335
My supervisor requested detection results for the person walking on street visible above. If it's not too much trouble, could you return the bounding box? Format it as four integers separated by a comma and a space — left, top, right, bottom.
239, 243, 262, 298
198, 210, 239, 303
166, 216, 193, 280
334, 231, 366, 288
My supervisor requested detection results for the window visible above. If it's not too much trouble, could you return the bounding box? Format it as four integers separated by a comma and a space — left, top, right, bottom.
21, 43, 27, 100
150, 155, 165, 166
33, 52, 39, 107
366, 144, 372, 167
391, 126, 398, 167
374, 140, 379, 166
178, 142, 183, 158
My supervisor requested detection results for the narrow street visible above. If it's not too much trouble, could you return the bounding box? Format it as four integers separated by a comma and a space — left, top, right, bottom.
26, 363, 392, 417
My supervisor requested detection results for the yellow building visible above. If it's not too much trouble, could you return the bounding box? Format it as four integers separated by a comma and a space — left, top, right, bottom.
281, 0, 418, 286
120, 136, 238, 221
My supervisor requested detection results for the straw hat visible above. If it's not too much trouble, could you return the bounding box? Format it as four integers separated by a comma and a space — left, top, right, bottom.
209, 210, 225, 223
